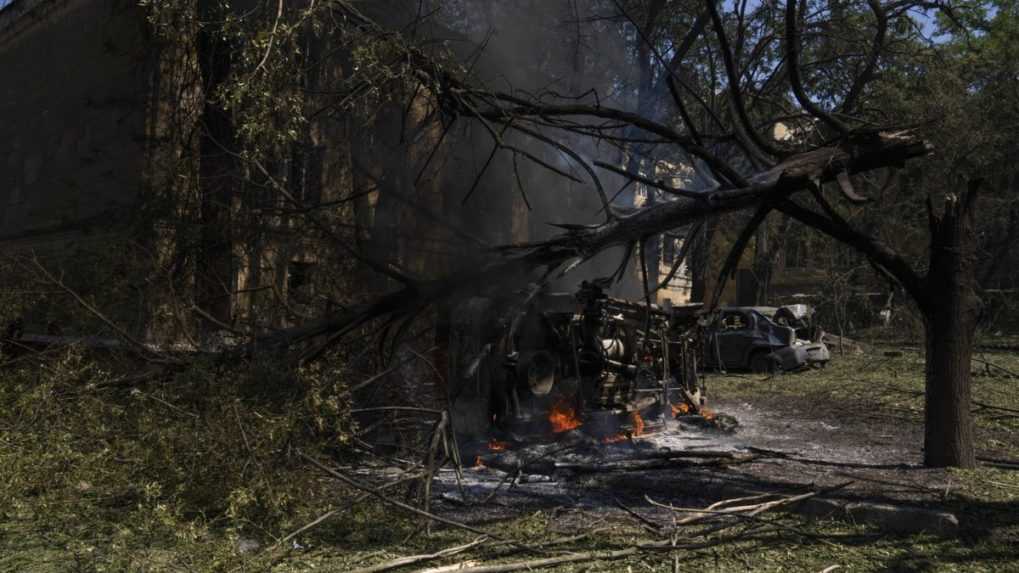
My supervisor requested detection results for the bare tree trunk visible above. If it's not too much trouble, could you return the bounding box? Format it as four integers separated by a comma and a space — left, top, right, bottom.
196, 13, 236, 328
920, 189, 981, 468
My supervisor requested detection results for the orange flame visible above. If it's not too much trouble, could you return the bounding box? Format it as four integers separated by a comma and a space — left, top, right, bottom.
473, 456, 485, 468
671, 402, 690, 417
701, 406, 716, 421
548, 399, 582, 433
630, 411, 646, 436
488, 439, 509, 452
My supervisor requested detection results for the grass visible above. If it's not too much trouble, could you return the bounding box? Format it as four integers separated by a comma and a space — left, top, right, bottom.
0, 344, 1017, 571
707, 345, 1019, 458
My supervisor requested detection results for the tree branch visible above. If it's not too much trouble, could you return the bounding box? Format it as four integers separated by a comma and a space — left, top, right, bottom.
785, 0, 850, 135
773, 198, 924, 304
841, 0, 888, 115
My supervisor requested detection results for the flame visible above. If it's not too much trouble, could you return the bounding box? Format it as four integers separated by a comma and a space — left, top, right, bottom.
473, 456, 485, 468
602, 411, 646, 443
548, 399, 582, 433
701, 406, 716, 421
488, 439, 509, 452
630, 411, 646, 436
671, 402, 690, 417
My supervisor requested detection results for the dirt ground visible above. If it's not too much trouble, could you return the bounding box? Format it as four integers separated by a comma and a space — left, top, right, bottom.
424, 349, 1019, 559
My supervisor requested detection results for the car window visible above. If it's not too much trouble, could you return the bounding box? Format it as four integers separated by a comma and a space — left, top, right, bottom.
720, 311, 750, 331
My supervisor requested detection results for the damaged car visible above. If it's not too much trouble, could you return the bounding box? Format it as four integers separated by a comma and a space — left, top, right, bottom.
703, 306, 829, 373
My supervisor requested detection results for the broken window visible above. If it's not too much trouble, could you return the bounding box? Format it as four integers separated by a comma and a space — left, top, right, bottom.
721, 311, 749, 331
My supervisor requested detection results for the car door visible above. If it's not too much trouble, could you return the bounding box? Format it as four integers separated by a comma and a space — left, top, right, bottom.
711, 310, 756, 369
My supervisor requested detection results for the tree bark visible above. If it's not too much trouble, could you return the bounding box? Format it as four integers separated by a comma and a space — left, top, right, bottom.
920, 189, 981, 468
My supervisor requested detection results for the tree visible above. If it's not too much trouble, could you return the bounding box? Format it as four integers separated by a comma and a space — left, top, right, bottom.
129, 0, 1014, 467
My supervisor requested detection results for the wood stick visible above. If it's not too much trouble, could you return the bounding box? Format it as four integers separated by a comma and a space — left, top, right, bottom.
273, 472, 425, 550
704, 493, 780, 511
350, 347, 438, 392
646, 492, 817, 525
614, 498, 663, 532
422, 411, 449, 534
350, 537, 488, 573
412, 548, 641, 573
299, 451, 510, 543
413, 535, 763, 573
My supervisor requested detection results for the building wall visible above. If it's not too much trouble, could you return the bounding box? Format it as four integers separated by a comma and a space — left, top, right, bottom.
0, 0, 152, 248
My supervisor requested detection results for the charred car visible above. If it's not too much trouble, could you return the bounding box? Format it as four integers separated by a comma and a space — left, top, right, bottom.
702, 306, 830, 373
447, 282, 705, 438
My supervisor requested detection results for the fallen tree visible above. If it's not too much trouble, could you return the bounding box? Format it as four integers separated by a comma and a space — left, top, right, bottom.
15, 0, 981, 469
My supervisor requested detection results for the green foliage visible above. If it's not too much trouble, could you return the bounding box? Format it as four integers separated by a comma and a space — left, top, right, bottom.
0, 346, 357, 569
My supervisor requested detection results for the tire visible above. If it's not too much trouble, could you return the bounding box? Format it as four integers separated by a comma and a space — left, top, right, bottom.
750, 351, 778, 374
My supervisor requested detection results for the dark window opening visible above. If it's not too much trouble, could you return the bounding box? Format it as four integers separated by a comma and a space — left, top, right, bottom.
288, 261, 316, 302
662, 234, 680, 264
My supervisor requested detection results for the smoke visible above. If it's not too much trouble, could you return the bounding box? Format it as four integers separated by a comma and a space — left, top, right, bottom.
361, 0, 705, 301
426, 1, 656, 296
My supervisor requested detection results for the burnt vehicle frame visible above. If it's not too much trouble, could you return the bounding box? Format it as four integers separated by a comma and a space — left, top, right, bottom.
448, 282, 706, 439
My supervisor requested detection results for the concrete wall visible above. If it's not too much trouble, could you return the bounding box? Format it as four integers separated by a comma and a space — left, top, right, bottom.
0, 0, 152, 248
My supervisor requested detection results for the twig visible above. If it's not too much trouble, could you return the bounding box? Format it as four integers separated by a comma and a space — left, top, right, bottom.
140, 391, 200, 419
422, 411, 450, 534
614, 498, 663, 532
273, 471, 425, 550
977, 456, 1019, 469
350, 537, 488, 573
647, 481, 853, 527
479, 467, 518, 506
351, 407, 443, 415
350, 347, 439, 393
299, 451, 514, 544
972, 356, 1019, 378
251, 0, 285, 77
18, 254, 174, 363
415, 534, 768, 573
973, 400, 1019, 416
412, 548, 641, 573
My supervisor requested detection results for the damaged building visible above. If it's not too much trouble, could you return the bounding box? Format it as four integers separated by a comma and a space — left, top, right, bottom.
0, 0, 714, 445
0, 0, 697, 342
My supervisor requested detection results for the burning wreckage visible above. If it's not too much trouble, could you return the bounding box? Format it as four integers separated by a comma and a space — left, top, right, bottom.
448, 283, 829, 444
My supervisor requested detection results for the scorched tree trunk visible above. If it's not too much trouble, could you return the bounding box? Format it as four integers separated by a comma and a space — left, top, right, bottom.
920, 189, 981, 468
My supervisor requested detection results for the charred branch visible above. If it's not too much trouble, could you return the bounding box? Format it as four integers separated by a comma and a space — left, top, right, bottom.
261, 130, 928, 358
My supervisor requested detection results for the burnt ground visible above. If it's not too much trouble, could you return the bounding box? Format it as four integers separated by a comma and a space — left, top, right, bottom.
422, 350, 1019, 549
429, 393, 945, 522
